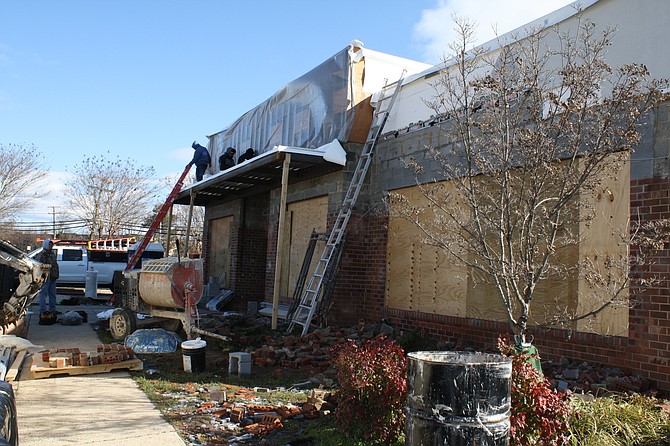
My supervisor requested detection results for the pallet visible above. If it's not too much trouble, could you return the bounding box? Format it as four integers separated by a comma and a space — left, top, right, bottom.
30, 356, 143, 379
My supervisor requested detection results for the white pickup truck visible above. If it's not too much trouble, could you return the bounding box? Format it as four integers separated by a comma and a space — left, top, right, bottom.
30, 239, 164, 287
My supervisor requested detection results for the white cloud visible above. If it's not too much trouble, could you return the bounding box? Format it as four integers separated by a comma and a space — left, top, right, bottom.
414, 0, 576, 63
17, 171, 74, 223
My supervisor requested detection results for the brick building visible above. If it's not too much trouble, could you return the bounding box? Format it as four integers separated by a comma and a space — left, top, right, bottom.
175, 0, 670, 390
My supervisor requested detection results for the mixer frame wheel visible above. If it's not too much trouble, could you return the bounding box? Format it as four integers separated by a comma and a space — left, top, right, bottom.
110, 308, 137, 340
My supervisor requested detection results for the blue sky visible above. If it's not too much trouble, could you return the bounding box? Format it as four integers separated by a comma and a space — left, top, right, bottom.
0, 0, 573, 222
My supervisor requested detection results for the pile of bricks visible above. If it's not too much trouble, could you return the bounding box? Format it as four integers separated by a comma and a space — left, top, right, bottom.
41, 344, 136, 368
246, 324, 382, 374
195, 388, 335, 438
544, 357, 654, 395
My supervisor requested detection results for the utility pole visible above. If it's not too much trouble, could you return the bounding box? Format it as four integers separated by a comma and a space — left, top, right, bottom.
51, 206, 57, 239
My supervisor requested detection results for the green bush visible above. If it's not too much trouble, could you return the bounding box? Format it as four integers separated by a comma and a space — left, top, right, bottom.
332, 336, 407, 445
396, 329, 437, 353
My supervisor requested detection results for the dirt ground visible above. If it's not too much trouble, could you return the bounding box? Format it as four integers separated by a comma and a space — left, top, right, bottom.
116, 317, 342, 446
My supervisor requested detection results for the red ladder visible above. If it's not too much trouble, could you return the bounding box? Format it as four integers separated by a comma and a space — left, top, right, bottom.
125, 165, 191, 270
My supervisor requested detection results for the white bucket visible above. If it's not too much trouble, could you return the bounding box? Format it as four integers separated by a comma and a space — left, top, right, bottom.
181, 338, 207, 373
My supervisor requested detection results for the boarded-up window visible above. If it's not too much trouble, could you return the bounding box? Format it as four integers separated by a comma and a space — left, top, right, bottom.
386, 157, 629, 336
386, 185, 468, 317
209, 216, 233, 289
279, 195, 328, 300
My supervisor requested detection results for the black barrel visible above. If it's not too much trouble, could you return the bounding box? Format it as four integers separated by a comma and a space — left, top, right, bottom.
406, 351, 512, 446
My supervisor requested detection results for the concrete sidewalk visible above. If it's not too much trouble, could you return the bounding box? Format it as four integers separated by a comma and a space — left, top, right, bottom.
12, 301, 185, 446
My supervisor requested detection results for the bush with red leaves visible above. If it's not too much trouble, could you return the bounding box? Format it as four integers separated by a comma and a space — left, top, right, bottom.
498, 335, 572, 445
332, 336, 407, 444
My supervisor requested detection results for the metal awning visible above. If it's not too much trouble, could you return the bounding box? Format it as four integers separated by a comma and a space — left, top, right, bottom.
173, 143, 347, 207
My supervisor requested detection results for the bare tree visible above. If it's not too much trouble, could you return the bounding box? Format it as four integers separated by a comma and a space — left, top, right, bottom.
64, 154, 161, 239
157, 175, 205, 256
390, 16, 668, 340
0, 143, 48, 222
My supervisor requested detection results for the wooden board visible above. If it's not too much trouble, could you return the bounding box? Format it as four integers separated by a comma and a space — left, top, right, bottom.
386, 156, 629, 336
577, 156, 630, 335
280, 195, 328, 299
386, 185, 467, 316
30, 357, 143, 380
209, 216, 233, 289
5, 350, 27, 382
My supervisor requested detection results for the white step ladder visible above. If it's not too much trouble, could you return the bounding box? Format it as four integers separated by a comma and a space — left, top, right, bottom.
287, 72, 406, 335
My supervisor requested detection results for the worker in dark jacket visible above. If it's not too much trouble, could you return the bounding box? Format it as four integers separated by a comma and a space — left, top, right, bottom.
36, 239, 59, 315
188, 141, 211, 181
219, 147, 236, 171
237, 148, 256, 164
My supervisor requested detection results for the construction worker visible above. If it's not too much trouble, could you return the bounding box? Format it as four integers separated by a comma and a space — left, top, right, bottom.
188, 141, 211, 181
36, 239, 59, 317
237, 148, 256, 164
219, 147, 236, 171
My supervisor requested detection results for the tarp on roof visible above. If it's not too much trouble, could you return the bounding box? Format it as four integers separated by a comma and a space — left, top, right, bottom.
206, 41, 430, 176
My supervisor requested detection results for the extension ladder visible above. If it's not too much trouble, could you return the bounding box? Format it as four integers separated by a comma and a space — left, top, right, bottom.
287, 72, 406, 335
125, 165, 191, 270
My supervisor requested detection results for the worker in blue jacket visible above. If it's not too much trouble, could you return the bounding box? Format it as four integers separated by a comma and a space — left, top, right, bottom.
188, 141, 211, 181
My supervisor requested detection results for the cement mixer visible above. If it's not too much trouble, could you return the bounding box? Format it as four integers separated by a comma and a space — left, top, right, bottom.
110, 257, 204, 340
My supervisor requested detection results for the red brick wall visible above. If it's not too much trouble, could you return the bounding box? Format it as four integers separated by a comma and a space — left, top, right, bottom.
328, 210, 388, 326
338, 176, 670, 391
230, 224, 267, 312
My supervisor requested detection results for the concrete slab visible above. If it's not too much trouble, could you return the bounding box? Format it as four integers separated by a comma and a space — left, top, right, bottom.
13, 301, 185, 446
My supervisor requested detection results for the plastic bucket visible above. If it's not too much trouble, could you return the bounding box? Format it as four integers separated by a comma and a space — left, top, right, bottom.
181, 338, 207, 373
406, 351, 512, 446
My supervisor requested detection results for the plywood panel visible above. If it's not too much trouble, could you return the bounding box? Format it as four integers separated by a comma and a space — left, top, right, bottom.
279, 196, 328, 300
386, 216, 414, 309
466, 241, 579, 327
386, 185, 467, 316
387, 157, 628, 337
209, 216, 232, 289
577, 156, 630, 335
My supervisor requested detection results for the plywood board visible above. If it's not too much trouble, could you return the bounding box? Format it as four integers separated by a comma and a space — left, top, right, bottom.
280, 196, 328, 299
577, 156, 630, 335
5, 350, 26, 382
387, 157, 629, 336
209, 216, 233, 289
386, 185, 467, 316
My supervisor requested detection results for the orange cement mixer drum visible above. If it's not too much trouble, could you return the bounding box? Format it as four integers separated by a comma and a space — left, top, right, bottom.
138, 258, 204, 309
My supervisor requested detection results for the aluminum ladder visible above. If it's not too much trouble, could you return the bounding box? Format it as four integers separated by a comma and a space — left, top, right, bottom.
125, 165, 191, 270
287, 72, 406, 335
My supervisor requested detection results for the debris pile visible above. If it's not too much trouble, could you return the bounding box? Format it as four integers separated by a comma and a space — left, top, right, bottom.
238, 322, 392, 375
155, 381, 337, 445
544, 357, 653, 396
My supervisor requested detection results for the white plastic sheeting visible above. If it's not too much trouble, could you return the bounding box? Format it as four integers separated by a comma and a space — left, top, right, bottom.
206, 41, 430, 175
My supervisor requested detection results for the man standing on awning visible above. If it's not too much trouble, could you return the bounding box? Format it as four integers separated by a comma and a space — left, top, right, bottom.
188, 141, 211, 181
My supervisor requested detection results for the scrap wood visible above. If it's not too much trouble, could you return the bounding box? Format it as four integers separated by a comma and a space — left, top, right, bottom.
4, 350, 26, 382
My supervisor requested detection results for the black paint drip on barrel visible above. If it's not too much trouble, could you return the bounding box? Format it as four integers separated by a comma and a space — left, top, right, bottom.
406, 351, 512, 446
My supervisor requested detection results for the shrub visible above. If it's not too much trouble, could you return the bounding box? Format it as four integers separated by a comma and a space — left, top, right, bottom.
498, 335, 572, 445
396, 329, 437, 353
332, 336, 407, 444
569, 394, 670, 446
